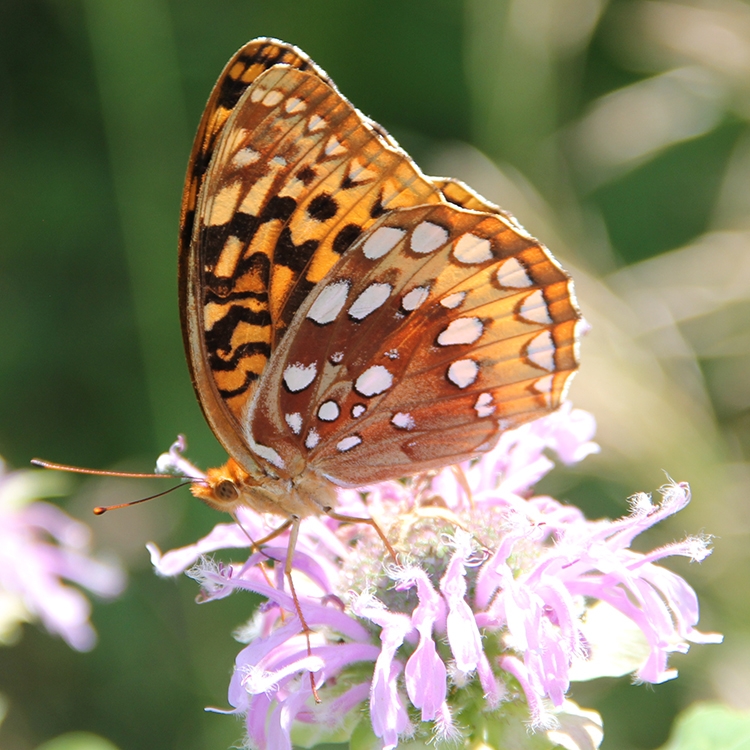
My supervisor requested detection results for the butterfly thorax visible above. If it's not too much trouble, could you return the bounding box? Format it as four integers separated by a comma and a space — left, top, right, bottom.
191, 456, 337, 519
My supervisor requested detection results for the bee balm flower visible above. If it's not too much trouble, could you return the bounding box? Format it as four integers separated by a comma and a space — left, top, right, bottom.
149, 406, 720, 750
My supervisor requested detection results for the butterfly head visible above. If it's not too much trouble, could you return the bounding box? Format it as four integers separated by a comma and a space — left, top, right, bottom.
191, 457, 256, 513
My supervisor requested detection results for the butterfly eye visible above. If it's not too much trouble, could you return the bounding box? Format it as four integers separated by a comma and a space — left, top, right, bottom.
215, 479, 239, 503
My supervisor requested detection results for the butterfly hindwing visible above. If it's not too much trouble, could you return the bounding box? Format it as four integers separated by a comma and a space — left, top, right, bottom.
247, 203, 581, 486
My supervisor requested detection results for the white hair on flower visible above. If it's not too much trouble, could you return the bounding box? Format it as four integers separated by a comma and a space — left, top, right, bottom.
186, 555, 234, 597
240, 655, 325, 696
627, 491, 653, 517
658, 477, 690, 509
684, 534, 712, 562
349, 588, 386, 614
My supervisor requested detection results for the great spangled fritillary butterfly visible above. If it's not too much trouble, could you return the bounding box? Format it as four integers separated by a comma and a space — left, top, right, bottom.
179, 38, 582, 539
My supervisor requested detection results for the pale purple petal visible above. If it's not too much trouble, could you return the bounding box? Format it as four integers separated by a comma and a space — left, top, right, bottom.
373, 661, 409, 750
405, 635, 446, 719
147, 519, 271, 577
267, 685, 313, 750
432, 702, 460, 743
440, 531, 483, 674
155, 435, 206, 479
395, 567, 448, 720
477, 651, 504, 707
352, 594, 412, 748
500, 654, 552, 729
20, 502, 91, 549
544, 404, 599, 465
245, 692, 273, 747
241, 655, 324, 694
296, 681, 370, 726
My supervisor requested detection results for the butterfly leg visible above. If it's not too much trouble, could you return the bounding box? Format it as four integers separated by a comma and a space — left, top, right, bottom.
250, 517, 294, 548
323, 508, 398, 563
283, 515, 322, 703
230, 513, 292, 587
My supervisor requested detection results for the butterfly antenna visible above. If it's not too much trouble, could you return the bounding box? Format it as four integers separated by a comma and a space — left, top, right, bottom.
31, 458, 193, 514
92, 482, 190, 515
31, 458, 178, 480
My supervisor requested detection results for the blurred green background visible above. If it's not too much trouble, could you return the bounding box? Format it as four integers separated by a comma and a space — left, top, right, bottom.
1, 0, 748, 748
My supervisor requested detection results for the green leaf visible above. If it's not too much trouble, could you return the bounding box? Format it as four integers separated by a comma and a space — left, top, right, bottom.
657, 703, 750, 750
349, 718, 380, 750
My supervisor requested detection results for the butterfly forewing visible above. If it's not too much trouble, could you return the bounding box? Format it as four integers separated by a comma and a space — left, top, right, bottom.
247, 203, 581, 486
183, 64, 444, 459
179, 38, 334, 257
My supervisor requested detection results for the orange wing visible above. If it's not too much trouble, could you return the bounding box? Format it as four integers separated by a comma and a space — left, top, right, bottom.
180, 42, 445, 466
179, 38, 334, 261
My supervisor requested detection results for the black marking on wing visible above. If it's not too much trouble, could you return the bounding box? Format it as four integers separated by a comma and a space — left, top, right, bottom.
307, 193, 339, 222
296, 166, 317, 185
370, 190, 386, 218
262, 195, 297, 224
203, 251, 271, 297
204, 305, 272, 356
201, 212, 259, 268
215, 47, 310, 112
204, 288, 268, 304
217, 369, 263, 399
210, 341, 272, 372
235, 251, 271, 285
332, 223, 362, 255
274, 227, 319, 272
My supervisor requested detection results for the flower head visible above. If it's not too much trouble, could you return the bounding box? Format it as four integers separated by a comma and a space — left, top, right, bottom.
0, 458, 126, 651
150, 407, 720, 749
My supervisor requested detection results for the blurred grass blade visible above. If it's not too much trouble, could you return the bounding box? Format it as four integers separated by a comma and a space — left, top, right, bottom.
82, 0, 194, 449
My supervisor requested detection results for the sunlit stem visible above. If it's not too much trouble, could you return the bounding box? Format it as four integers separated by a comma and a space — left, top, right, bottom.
451, 464, 474, 510
249, 517, 294, 547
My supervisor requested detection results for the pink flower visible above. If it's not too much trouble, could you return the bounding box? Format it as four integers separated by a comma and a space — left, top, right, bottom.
149, 407, 720, 749
0, 459, 125, 651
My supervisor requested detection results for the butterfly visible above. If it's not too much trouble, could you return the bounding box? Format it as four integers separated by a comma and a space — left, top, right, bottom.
177, 38, 582, 535
31, 39, 582, 697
